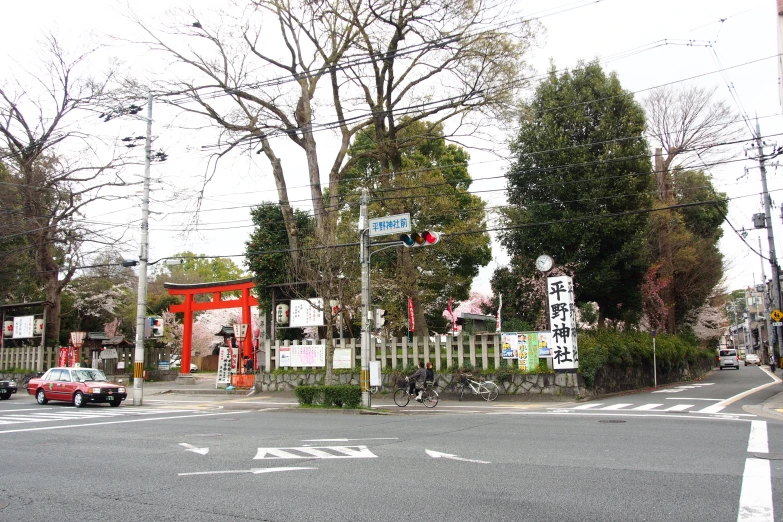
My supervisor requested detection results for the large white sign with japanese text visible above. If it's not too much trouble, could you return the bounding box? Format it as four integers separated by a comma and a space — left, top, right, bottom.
547, 276, 578, 371
216, 346, 238, 387
12, 316, 34, 339
290, 299, 325, 327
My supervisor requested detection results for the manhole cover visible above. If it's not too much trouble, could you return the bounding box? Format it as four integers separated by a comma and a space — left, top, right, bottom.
599, 419, 627, 424
752, 453, 783, 460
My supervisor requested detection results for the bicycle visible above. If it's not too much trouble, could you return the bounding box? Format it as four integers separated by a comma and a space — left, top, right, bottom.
393, 378, 439, 408
456, 374, 499, 401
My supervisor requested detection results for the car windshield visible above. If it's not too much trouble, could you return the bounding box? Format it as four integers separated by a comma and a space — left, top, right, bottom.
720, 350, 736, 357
72, 369, 108, 382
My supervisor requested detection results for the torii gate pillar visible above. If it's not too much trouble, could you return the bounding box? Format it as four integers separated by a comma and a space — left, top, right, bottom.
164, 278, 259, 382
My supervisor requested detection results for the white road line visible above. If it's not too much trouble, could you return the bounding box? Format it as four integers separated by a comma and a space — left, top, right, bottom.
737, 458, 773, 521
697, 404, 726, 414
664, 404, 693, 412
747, 420, 768, 454
570, 403, 605, 410
664, 398, 722, 401
0, 410, 249, 434
599, 403, 633, 410
631, 404, 663, 411
302, 437, 399, 442
487, 411, 752, 422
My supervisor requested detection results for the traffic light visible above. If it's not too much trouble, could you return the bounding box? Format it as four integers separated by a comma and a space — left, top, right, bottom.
399, 231, 440, 247
375, 308, 387, 328
151, 317, 164, 338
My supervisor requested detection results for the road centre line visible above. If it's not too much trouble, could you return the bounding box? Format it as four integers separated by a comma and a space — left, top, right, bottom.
737, 459, 773, 521
747, 421, 768, 454
738, 422, 773, 521
0, 410, 249, 434
710, 376, 780, 411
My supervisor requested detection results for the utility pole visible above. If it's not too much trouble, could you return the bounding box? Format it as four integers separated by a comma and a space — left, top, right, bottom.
755, 118, 783, 364
759, 238, 773, 362
132, 93, 153, 406
359, 189, 371, 408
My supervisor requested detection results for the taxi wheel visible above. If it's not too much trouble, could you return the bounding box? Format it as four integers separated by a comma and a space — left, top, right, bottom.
109, 400, 121, 407
0, 393, 10, 400
73, 391, 87, 408
36, 389, 48, 405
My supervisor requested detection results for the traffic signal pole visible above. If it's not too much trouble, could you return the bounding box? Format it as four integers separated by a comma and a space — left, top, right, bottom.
360, 189, 371, 408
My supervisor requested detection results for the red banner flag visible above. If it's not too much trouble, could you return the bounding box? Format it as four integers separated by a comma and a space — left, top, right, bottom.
448, 297, 455, 332
408, 297, 415, 333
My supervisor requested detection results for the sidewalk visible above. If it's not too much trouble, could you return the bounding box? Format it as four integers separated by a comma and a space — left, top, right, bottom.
135, 373, 579, 413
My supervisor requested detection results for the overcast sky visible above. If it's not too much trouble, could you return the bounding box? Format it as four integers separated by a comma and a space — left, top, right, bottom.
2, 0, 782, 300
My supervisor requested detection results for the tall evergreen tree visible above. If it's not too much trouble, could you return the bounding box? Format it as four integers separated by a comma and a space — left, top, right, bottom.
340, 120, 492, 335
498, 62, 653, 324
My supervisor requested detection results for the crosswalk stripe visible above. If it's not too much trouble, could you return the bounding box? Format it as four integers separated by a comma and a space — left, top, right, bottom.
599, 403, 633, 410
570, 403, 604, 409
664, 404, 693, 412
631, 404, 663, 411
696, 404, 725, 414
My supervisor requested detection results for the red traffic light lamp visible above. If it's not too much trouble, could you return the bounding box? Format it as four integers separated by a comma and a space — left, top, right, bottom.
400, 231, 440, 247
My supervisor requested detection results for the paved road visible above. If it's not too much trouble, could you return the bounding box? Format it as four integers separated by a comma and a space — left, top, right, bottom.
0, 366, 780, 521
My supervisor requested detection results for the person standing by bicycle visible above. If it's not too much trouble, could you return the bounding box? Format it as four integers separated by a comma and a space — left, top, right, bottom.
409, 361, 427, 402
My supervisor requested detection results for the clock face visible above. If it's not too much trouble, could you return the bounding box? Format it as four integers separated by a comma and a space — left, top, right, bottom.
536, 255, 554, 272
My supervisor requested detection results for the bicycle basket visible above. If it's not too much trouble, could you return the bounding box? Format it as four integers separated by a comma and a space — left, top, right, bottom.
397, 379, 407, 389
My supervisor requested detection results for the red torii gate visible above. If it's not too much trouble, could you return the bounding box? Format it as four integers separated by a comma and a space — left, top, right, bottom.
164, 278, 258, 376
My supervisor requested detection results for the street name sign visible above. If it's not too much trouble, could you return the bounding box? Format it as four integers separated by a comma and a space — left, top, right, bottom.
369, 213, 411, 237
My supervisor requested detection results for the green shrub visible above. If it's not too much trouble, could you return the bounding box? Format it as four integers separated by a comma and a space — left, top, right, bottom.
294, 386, 320, 406
294, 384, 361, 408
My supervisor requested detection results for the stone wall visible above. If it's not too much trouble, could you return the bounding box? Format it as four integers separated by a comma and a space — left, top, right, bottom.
255, 371, 585, 397
590, 357, 714, 395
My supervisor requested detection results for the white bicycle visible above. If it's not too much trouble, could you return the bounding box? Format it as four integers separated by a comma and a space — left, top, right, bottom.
456, 374, 499, 401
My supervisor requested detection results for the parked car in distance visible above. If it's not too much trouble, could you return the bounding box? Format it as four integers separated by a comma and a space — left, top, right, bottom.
170, 358, 198, 373
718, 349, 739, 370
745, 353, 761, 366
27, 367, 127, 407
0, 378, 18, 399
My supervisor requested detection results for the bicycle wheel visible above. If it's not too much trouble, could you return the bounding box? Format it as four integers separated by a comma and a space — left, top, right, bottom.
422, 389, 439, 408
479, 381, 499, 401
393, 388, 410, 407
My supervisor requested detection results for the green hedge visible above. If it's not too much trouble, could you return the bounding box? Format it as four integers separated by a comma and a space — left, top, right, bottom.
577, 330, 713, 388
294, 384, 361, 408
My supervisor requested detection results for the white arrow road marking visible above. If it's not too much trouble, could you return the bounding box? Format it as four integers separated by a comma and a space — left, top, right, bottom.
179, 442, 209, 455
425, 449, 490, 464
178, 467, 315, 477
254, 445, 377, 459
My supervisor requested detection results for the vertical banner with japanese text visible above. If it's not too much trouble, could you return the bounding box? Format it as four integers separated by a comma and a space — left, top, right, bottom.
547, 275, 579, 371
408, 297, 415, 333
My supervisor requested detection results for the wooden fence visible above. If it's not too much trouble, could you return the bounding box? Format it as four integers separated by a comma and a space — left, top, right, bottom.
1, 334, 517, 373
261, 334, 508, 371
